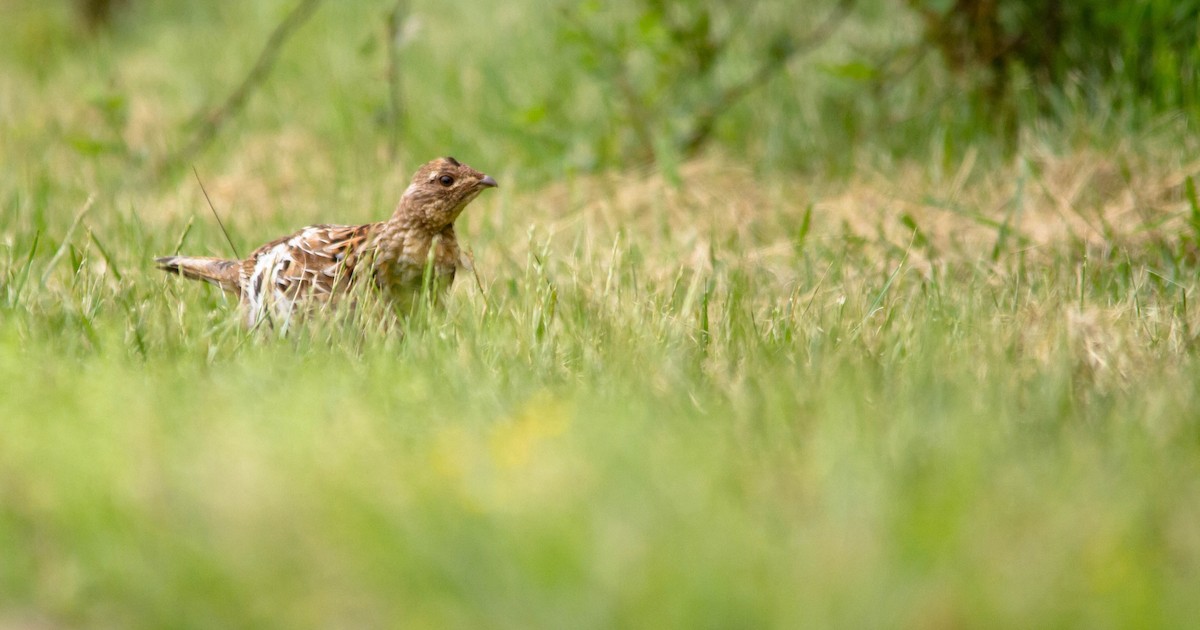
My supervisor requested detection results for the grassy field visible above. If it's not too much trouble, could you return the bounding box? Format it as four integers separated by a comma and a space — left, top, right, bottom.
3, 1, 1200, 627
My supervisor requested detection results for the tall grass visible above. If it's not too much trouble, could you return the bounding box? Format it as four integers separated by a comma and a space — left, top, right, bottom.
2, 1, 1200, 627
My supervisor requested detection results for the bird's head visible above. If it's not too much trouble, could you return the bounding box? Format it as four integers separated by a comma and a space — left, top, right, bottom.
398, 156, 498, 231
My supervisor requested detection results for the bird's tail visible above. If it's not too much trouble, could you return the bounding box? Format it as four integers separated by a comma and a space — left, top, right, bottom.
155, 256, 241, 293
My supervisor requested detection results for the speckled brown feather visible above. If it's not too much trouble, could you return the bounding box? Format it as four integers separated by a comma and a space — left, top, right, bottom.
156, 157, 497, 326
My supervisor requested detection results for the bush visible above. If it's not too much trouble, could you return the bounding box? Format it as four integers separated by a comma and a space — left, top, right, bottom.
559, 0, 1198, 168
911, 0, 1200, 124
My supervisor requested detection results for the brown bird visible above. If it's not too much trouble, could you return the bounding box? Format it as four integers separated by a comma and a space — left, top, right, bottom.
155, 156, 497, 327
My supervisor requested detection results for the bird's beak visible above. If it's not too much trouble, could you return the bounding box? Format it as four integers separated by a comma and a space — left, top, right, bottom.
479, 175, 498, 188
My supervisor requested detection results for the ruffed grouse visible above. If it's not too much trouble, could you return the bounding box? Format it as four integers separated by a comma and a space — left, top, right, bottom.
155, 157, 497, 326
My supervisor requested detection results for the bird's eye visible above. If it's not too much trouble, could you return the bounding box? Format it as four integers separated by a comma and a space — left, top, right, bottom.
438, 175, 454, 187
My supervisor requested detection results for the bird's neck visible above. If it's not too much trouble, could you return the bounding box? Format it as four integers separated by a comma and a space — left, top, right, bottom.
382, 197, 453, 240
386, 196, 428, 232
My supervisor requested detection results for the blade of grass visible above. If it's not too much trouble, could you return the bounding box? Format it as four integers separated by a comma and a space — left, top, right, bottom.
855, 231, 914, 335
1185, 175, 1200, 244
40, 195, 94, 287
88, 228, 123, 282
171, 216, 195, 256
8, 230, 41, 309
793, 203, 813, 254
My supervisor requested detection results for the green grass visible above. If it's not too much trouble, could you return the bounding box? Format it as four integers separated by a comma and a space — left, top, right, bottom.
3, 1, 1200, 628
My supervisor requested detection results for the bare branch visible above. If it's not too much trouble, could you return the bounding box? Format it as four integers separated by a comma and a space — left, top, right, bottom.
193, 166, 241, 260
558, 6, 657, 163
158, 0, 323, 174
679, 0, 856, 156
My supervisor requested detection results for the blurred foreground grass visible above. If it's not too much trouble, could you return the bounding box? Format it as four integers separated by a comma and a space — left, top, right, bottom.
2, 1, 1200, 628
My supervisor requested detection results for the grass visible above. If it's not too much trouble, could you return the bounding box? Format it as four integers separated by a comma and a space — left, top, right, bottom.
3, 0, 1200, 627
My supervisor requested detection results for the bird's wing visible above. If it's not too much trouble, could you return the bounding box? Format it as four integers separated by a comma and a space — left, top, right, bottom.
241, 223, 377, 302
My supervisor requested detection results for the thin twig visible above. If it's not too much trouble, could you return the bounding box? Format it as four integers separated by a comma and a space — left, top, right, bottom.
193, 166, 241, 259
463, 247, 491, 320
159, 0, 324, 173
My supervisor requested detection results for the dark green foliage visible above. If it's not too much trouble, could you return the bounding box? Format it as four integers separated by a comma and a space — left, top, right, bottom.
558, 0, 853, 167
560, 0, 1198, 168
910, 0, 1200, 126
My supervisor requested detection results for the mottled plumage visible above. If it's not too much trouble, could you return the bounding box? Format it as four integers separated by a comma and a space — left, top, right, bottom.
156, 157, 497, 326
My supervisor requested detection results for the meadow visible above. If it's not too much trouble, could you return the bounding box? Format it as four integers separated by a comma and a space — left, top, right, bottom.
2, 1, 1200, 627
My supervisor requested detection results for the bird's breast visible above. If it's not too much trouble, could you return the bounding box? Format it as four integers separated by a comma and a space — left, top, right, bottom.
367, 225, 460, 305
